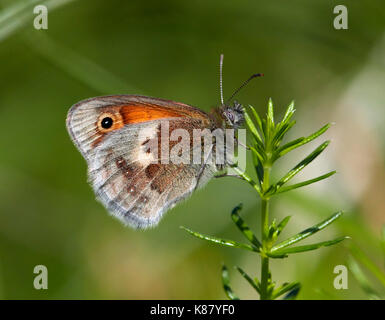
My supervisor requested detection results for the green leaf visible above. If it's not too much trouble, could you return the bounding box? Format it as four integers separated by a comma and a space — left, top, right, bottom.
247, 105, 263, 133
272, 120, 296, 148
250, 143, 264, 185
268, 141, 330, 194
272, 281, 300, 299
269, 236, 348, 257
270, 171, 336, 196
249, 143, 265, 163
274, 123, 331, 160
276, 216, 291, 236
282, 283, 301, 300
273, 101, 296, 143
181, 226, 260, 252
264, 98, 275, 143
231, 166, 263, 197
271, 211, 343, 252
280, 101, 295, 127
254, 141, 267, 160
231, 204, 262, 249
261, 118, 268, 142
274, 137, 304, 157
235, 266, 260, 294
221, 265, 239, 300
244, 107, 263, 144
349, 243, 385, 288
267, 98, 274, 125
268, 219, 278, 240
348, 257, 381, 300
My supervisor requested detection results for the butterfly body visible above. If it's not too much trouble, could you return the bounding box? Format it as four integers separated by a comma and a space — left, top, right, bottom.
66, 94, 242, 228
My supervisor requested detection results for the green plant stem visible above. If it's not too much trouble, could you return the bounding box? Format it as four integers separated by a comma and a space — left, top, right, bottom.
260, 166, 271, 299
260, 255, 269, 299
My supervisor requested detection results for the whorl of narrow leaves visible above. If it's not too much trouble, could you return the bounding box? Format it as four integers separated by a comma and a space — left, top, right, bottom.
244, 100, 336, 194
182, 99, 346, 300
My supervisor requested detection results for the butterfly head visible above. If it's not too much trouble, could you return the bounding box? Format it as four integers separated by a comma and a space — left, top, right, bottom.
221, 101, 244, 129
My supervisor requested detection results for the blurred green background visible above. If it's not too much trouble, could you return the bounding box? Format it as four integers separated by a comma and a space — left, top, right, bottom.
0, 0, 384, 299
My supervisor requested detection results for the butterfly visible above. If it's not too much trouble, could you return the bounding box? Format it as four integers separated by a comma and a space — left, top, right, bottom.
66, 55, 262, 229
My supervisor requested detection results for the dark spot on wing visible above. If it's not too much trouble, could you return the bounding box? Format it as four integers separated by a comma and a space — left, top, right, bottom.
145, 163, 161, 179
115, 156, 135, 179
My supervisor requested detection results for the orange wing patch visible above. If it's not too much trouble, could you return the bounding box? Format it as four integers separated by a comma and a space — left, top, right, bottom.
92, 102, 211, 148
120, 104, 188, 124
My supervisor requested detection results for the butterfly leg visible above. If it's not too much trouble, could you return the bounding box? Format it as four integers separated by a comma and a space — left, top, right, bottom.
193, 144, 214, 192
212, 152, 245, 180
234, 135, 250, 150
214, 172, 243, 180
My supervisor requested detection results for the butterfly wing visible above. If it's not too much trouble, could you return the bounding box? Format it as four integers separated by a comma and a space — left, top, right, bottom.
66, 95, 218, 228
66, 95, 211, 161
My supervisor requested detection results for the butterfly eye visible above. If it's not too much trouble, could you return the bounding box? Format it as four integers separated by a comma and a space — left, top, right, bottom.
101, 117, 113, 129
225, 111, 234, 123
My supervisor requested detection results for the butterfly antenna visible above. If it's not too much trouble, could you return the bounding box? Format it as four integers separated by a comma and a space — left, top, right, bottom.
226, 73, 264, 105
219, 54, 224, 105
